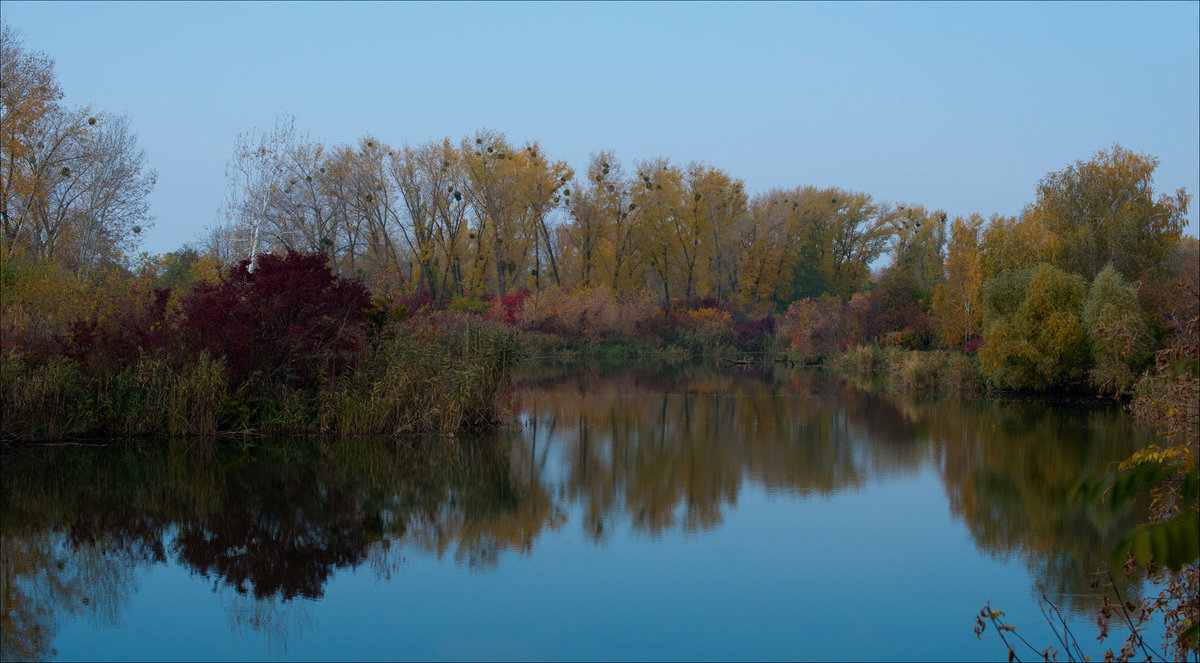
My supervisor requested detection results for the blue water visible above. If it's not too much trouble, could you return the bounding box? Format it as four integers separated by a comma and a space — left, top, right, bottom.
1, 362, 1164, 661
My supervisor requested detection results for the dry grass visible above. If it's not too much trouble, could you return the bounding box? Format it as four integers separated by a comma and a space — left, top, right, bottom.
2, 321, 520, 441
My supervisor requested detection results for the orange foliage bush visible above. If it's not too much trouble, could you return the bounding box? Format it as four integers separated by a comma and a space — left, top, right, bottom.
681, 307, 733, 329
777, 295, 842, 361
518, 286, 663, 344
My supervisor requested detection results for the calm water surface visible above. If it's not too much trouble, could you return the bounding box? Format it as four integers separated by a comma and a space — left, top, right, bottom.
1, 361, 1162, 661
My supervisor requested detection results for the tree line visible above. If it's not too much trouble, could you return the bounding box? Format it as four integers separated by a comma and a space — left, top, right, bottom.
210, 119, 1192, 334
209, 115, 951, 308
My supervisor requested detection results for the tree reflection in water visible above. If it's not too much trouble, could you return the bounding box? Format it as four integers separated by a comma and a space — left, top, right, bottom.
173, 447, 371, 601
219, 588, 314, 655
0, 436, 552, 657
0, 360, 1159, 657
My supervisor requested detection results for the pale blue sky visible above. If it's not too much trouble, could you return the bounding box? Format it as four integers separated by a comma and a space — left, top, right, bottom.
5, 1, 1198, 256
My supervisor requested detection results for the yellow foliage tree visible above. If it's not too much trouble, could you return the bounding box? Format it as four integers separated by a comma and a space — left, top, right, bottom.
1028, 144, 1189, 281
979, 213, 1056, 280
932, 214, 985, 349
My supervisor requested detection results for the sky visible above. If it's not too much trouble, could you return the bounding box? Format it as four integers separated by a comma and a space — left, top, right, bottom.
4, 1, 1198, 257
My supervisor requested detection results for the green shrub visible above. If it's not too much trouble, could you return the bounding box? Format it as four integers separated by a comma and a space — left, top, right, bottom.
449, 295, 490, 315
89, 352, 230, 437
1082, 264, 1153, 395
101, 353, 178, 435
979, 263, 1090, 391
2, 320, 519, 440
258, 383, 314, 434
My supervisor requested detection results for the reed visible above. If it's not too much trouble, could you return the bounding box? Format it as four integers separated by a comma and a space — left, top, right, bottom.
168, 353, 228, 436
894, 351, 944, 392
0, 354, 95, 441
834, 344, 897, 374
323, 321, 523, 435
832, 345, 985, 394
2, 323, 520, 441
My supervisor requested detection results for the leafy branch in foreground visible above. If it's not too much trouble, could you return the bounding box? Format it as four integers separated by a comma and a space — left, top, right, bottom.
976, 571, 1172, 663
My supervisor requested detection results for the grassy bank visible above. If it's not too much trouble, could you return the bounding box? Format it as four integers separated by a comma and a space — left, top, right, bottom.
0, 320, 521, 442
830, 345, 987, 394
0, 250, 525, 442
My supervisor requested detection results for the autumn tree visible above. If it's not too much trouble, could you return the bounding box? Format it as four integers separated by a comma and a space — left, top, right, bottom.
668, 163, 711, 303
70, 115, 156, 271
232, 131, 385, 282
885, 203, 946, 294
630, 158, 684, 304
222, 113, 297, 272
563, 151, 644, 291
604, 160, 644, 294
932, 214, 985, 349
1, 25, 155, 270
735, 186, 891, 306
263, 133, 346, 263
15, 105, 100, 259
460, 130, 528, 296
563, 152, 612, 288
686, 162, 746, 300
777, 294, 842, 360
615, 158, 747, 305
1, 22, 61, 259
387, 138, 470, 300
736, 189, 794, 304
516, 141, 571, 291
424, 139, 472, 300
797, 188, 892, 299
389, 138, 446, 297
1027, 144, 1189, 281
1141, 236, 1200, 341
334, 136, 395, 288
15, 113, 155, 269
318, 140, 372, 276
979, 213, 1053, 280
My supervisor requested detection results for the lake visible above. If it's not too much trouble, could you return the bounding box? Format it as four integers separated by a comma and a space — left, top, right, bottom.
0, 360, 1163, 661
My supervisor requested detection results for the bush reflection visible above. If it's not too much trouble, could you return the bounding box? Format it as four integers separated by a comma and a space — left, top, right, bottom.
0, 362, 1155, 658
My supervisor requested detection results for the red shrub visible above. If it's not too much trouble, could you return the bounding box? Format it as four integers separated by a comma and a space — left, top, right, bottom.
779, 296, 842, 360
734, 313, 775, 351
691, 295, 724, 311
488, 289, 529, 326
838, 272, 933, 350
181, 251, 371, 388
394, 289, 439, 316
64, 288, 173, 375
964, 336, 984, 355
